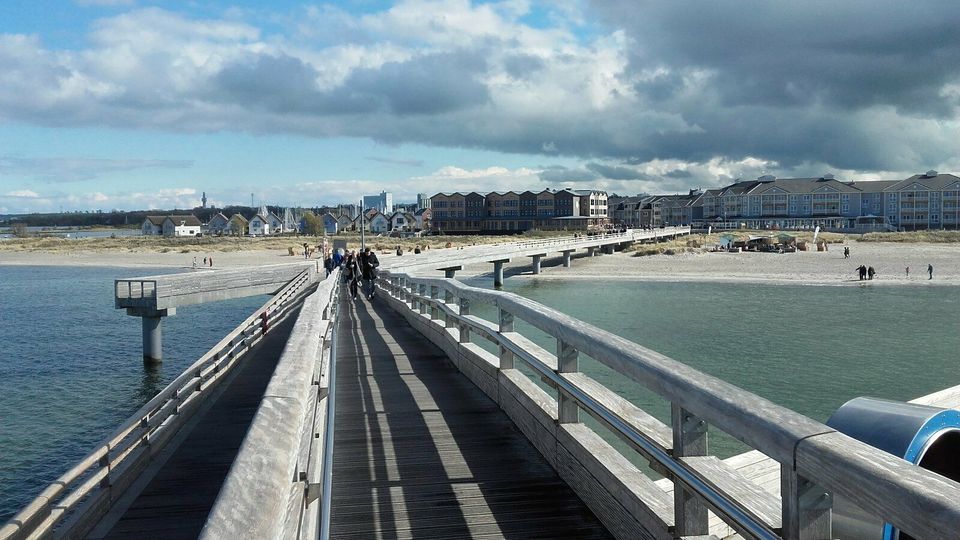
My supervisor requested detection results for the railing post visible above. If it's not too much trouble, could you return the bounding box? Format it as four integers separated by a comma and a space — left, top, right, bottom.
429, 286, 440, 320
419, 284, 428, 315
671, 404, 709, 536
498, 308, 514, 369
781, 466, 832, 540
458, 298, 471, 343
444, 290, 455, 329
557, 339, 578, 423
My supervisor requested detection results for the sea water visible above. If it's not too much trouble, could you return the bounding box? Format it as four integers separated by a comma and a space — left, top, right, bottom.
0, 266, 267, 522
465, 277, 960, 460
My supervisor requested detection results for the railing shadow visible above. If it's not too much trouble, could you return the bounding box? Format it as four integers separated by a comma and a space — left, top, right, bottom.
330, 294, 608, 538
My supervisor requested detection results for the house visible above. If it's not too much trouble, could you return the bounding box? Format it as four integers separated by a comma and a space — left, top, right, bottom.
369, 211, 389, 233
227, 214, 248, 236
206, 212, 230, 235
337, 214, 354, 232
322, 212, 339, 234
248, 214, 271, 236
388, 211, 410, 231
267, 213, 284, 234
161, 215, 202, 237
414, 208, 432, 230
142, 216, 166, 235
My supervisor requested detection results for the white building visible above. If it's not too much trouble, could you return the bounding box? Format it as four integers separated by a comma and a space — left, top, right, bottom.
267, 213, 284, 234
249, 214, 271, 236
161, 216, 202, 237
369, 212, 389, 233
363, 191, 394, 214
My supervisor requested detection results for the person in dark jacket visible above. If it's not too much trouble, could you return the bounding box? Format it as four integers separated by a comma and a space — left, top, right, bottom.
344, 251, 360, 299
359, 247, 380, 300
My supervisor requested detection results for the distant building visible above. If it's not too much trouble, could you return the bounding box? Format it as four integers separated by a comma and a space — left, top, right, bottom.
161, 215, 201, 237
322, 212, 339, 234
206, 212, 230, 235
248, 214, 271, 236
267, 212, 284, 234
430, 189, 609, 233
417, 193, 432, 210
368, 211, 389, 233
414, 208, 432, 230
363, 191, 393, 214
337, 214, 354, 232
142, 216, 166, 235
227, 214, 248, 236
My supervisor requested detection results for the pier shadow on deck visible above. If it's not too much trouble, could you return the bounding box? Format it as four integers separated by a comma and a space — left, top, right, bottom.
330, 294, 611, 539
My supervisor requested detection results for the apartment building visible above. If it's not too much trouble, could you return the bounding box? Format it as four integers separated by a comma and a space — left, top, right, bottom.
431, 189, 609, 233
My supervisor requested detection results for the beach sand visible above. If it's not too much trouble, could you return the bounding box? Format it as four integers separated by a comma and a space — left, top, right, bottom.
419, 242, 960, 286
3, 241, 960, 285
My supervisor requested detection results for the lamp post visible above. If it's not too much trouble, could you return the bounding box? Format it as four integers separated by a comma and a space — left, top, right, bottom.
359, 197, 365, 250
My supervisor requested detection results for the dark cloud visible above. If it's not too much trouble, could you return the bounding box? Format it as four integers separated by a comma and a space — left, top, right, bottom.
364, 156, 424, 167
502, 54, 545, 79
585, 162, 647, 180
538, 166, 599, 183
0, 156, 193, 183
664, 169, 692, 178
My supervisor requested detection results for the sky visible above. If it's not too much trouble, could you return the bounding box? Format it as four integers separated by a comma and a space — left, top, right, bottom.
1, 0, 959, 214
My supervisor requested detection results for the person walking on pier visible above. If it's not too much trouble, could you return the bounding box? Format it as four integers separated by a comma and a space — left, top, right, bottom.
359, 247, 380, 300
344, 252, 360, 299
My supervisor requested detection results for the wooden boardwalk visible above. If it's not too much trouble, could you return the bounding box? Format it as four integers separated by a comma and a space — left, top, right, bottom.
89, 308, 302, 540
330, 294, 611, 539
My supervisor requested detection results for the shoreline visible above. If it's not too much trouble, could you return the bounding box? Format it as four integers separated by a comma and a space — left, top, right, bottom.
5, 241, 960, 286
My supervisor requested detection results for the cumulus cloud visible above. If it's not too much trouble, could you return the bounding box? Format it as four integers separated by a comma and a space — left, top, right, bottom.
0, 0, 957, 185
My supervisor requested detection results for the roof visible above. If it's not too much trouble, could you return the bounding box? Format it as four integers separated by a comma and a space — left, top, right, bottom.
144, 216, 166, 226
162, 215, 201, 226
229, 213, 248, 223
885, 173, 960, 192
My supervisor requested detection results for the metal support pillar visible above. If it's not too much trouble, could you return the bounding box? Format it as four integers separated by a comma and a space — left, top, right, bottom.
127, 307, 176, 363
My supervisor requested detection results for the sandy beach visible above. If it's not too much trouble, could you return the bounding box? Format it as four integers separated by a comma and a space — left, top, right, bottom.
3, 240, 960, 286
420, 242, 960, 286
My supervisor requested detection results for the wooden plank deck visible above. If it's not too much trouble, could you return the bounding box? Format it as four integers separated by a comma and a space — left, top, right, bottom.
330, 294, 612, 539
90, 307, 302, 540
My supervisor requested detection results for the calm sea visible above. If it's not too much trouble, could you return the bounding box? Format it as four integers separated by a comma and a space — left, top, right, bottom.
2, 267, 959, 521
465, 277, 960, 460
0, 266, 266, 522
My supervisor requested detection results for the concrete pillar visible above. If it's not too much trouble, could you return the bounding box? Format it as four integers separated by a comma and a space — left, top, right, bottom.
587, 246, 596, 257
439, 265, 462, 279
490, 259, 510, 287
562, 250, 573, 268
530, 254, 545, 275
128, 307, 175, 363
142, 316, 163, 363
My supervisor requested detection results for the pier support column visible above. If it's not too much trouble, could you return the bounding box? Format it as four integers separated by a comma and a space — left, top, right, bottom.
561, 250, 573, 268
602, 244, 614, 254
587, 246, 597, 257
439, 265, 462, 279
529, 253, 545, 275
128, 307, 176, 363
490, 258, 510, 287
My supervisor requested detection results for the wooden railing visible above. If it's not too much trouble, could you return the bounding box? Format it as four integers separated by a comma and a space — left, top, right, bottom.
200, 269, 342, 540
0, 269, 317, 540
377, 271, 960, 539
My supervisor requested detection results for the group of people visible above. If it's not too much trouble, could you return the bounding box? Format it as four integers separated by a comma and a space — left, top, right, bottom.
324, 247, 380, 300
855, 264, 876, 280
191, 256, 213, 268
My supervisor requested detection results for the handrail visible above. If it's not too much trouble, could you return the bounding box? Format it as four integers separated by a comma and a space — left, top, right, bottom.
199, 268, 341, 540
377, 271, 960, 539
1, 269, 318, 540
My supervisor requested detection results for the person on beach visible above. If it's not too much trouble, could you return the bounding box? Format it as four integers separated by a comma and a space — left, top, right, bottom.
203, 256, 207, 266
192, 256, 197, 269
843, 246, 850, 259
929, 264, 934, 280
856, 265, 867, 280
906, 266, 909, 278
208, 256, 213, 267
867, 266, 876, 280
396, 245, 403, 256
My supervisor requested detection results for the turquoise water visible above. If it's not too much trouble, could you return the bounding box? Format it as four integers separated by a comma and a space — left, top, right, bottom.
0, 266, 267, 522
465, 277, 960, 460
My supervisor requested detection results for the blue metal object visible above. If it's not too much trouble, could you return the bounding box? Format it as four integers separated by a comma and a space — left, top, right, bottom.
827, 397, 960, 540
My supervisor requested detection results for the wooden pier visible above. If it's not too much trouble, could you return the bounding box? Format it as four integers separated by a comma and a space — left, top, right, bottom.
7, 230, 960, 540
